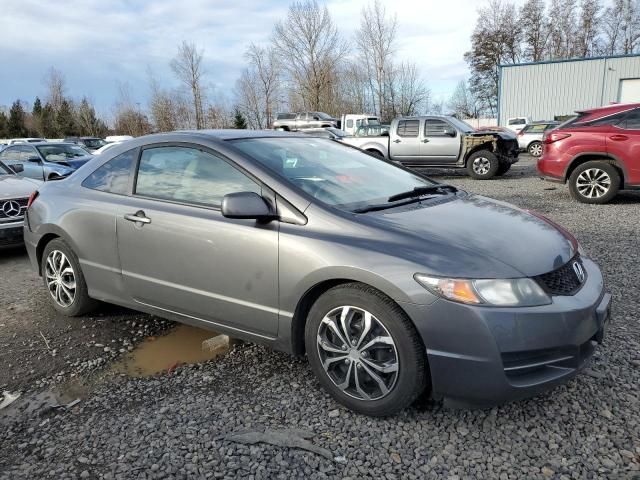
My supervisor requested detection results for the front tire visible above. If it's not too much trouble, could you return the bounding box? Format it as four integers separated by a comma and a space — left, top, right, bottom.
304, 283, 428, 416
42, 238, 97, 316
568, 161, 620, 204
467, 150, 499, 179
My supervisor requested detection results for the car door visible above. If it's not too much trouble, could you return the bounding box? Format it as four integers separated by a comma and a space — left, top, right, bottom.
115, 144, 279, 337
390, 119, 421, 162
606, 108, 640, 184
420, 118, 461, 164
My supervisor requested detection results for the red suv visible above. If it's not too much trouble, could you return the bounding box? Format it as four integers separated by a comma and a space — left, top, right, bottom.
538, 103, 640, 204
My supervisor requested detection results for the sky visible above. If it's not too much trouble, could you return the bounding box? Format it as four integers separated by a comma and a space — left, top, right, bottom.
0, 0, 480, 117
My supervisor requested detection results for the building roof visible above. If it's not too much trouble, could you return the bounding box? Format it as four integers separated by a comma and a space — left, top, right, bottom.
500, 53, 640, 69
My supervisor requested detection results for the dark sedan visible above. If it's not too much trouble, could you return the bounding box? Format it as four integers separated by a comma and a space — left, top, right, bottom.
24, 131, 611, 415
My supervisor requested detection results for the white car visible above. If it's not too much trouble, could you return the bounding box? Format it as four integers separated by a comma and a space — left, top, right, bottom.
7, 138, 46, 145
105, 135, 134, 143
92, 142, 122, 155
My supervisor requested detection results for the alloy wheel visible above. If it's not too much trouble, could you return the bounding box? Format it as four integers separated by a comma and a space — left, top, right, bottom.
472, 157, 491, 175
529, 143, 543, 157
316, 306, 399, 401
576, 168, 611, 199
45, 250, 76, 307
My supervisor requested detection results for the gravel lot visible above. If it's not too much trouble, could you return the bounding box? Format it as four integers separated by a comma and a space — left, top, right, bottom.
1, 156, 639, 479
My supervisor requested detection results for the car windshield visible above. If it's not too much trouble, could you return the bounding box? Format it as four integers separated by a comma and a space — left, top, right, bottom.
83, 138, 107, 148
230, 137, 437, 211
0, 161, 13, 175
315, 112, 333, 120
36, 144, 90, 162
447, 117, 475, 133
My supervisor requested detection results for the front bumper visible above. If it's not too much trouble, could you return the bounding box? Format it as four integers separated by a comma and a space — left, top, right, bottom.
0, 220, 25, 247
401, 257, 610, 407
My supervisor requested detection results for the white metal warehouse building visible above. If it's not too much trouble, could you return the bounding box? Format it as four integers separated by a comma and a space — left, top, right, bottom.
498, 54, 640, 126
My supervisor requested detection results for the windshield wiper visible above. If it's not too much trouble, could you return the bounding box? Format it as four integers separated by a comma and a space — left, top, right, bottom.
387, 184, 457, 202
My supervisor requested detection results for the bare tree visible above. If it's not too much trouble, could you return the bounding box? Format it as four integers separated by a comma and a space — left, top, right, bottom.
447, 80, 478, 118
387, 62, 430, 117
355, 0, 397, 118
113, 82, 151, 136
170, 41, 206, 129
43, 67, 66, 113
574, 0, 602, 56
272, 0, 346, 111
520, 0, 548, 61
235, 68, 264, 129
548, 0, 578, 58
464, 0, 522, 115
148, 72, 180, 132
245, 43, 280, 128
601, 0, 640, 54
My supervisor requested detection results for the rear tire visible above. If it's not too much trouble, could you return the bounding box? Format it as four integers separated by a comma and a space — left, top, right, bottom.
568, 161, 620, 204
527, 141, 543, 157
467, 150, 499, 179
41, 238, 97, 316
304, 283, 428, 416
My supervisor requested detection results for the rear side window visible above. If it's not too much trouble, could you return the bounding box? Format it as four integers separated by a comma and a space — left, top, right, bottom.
585, 112, 627, 127
0, 147, 21, 161
509, 118, 526, 125
397, 120, 419, 137
527, 124, 547, 133
135, 146, 260, 208
346, 119, 354, 128
82, 148, 136, 195
618, 109, 640, 129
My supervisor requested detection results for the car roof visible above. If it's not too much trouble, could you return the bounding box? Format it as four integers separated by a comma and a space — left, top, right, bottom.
577, 102, 640, 115
171, 129, 308, 141
14, 142, 81, 147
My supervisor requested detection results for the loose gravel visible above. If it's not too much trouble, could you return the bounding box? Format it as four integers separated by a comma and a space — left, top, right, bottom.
1, 156, 639, 479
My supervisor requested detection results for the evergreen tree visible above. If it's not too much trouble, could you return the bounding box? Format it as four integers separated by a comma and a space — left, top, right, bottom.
32, 97, 43, 116
40, 103, 57, 138
233, 107, 247, 129
7, 100, 28, 137
0, 111, 8, 138
76, 97, 108, 136
56, 99, 77, 136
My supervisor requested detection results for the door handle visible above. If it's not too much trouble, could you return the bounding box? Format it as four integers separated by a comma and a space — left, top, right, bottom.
609, 134, 628, 141
124, 211, 151, 224
422, 139, 429, 143
393, 139, 401, 143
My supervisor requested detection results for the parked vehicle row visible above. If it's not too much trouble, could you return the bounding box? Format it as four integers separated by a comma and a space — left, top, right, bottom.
24, 130, 611, 415
272, 112, 338, 131
0, 142, 94, 181
516, 121, 559, 157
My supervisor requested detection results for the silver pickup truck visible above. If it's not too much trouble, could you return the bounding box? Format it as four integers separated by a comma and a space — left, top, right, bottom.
342, 116, 520, 179
272, 112, 338, 131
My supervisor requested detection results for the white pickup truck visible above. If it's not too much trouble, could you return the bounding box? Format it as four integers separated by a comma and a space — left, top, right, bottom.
342, 116, 520, 179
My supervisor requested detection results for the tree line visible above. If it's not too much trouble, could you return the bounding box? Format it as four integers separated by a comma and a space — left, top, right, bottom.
1, 0, 431, 138
462, 0, 640, 117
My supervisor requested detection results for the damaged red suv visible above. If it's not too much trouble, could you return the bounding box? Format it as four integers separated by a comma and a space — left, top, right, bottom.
538, 103, 640, 204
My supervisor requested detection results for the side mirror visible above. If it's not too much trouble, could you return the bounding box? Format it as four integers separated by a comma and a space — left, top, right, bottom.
11, 163, 24, 173
27, 156, 41, 163
221, 192, 275, 221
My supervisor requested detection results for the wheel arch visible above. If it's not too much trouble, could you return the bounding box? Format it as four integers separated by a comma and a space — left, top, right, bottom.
288, 271, 416, 356
34, 226, 80, 276
564, 153, 627, 187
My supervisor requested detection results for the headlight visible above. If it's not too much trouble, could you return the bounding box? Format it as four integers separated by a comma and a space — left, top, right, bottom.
414, 274, 551, 307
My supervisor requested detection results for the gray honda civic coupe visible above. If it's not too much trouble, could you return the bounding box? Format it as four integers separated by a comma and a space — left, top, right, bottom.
24, 130, 611, 416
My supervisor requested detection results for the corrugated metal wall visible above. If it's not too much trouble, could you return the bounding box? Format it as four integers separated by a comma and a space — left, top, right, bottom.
498, 55, 640, 125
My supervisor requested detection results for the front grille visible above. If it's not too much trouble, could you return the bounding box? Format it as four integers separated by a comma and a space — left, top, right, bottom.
0, 197, 28, 221
534, 255, 585, 296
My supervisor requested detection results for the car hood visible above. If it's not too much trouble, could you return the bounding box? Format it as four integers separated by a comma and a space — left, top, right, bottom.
50, 156, 93, 170
0, 175, 42, 200
357, 194, 574, 278
471, 130, 517, 140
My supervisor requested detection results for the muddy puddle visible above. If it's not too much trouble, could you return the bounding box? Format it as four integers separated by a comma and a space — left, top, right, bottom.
112, 324, 228, 377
